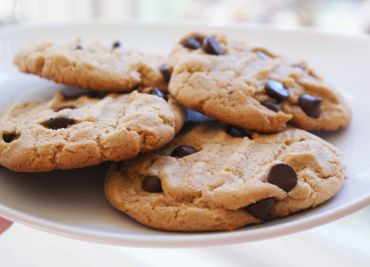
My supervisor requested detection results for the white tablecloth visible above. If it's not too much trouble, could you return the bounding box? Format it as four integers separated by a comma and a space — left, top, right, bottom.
1, 207, 369, 267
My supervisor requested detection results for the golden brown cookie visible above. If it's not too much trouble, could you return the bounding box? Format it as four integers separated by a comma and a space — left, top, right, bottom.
168, 33, 351, 132
105, 122, 345, 232
14, 40, 168, 92
0, 90, 185, 172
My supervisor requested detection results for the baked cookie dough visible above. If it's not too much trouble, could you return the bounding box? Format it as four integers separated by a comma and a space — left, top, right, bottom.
168, 32, 351, 132
138, 86, 185, 134
14, 40, 169, 92
0, 89, 185, 172
105, 122, 345, 232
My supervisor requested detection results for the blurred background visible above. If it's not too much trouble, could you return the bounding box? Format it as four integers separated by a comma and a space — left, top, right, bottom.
1, 0, 370, 33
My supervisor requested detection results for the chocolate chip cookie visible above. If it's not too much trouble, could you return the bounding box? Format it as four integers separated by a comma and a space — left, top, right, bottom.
105, 122, 345, 232
14, 40, 168, 92
168, 32, 351, 132
0, 90, 185, 172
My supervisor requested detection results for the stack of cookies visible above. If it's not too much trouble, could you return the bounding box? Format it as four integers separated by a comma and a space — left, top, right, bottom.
1, 32, 350, 232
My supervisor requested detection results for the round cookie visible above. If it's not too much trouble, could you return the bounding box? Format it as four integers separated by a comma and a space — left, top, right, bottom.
105, 122, 346, 232
14, 40, 168, 92
0, 90, 185, 172
168, 32, 351, 132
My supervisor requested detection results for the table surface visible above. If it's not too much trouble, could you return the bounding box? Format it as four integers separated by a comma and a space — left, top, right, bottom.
0, 207, 369, 267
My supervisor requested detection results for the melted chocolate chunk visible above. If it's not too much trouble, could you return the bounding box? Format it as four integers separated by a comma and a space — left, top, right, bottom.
185, 109, 213, 122
245, 198, 276, 220
202, 36, 224, 55
142, 176, 163, 193
159, 64, 172, 82
112, 41, 121, 49
2, 132, 20, 143
45, 117, 75, 130
261, 100, 281, 112
171, 145, 197, 158
225, 125, 253, 138
182, 37, 202, 49
298, 94, 322, 118
268, 163, 297, 192
265, 80, 290, 102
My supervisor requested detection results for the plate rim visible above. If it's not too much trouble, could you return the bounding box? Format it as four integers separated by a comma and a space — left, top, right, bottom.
1, 195, 369, 248
0, 21, 369, 248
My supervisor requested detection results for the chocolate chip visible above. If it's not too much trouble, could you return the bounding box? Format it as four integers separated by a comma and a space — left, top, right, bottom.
182, 37, 202, 49
45, 117, 75, 130
268, 163, 297, 192
54, 105, 76, 112
2, 132, 20, 143
256, 51, 271, 60
225, 125, 253, 138
150, 88, 167, 100
75, 45, 82, 50
171, 145, 197, 158
298, 94, 322, 118
202, 36, 224, 55
245, 198, 276, 220
112, 41, 121, 49
159, 64, 172, 82
265, 80, 290, 102
142, 176, 162, 193
261, 100, 281, 112
186, 109, 212, 122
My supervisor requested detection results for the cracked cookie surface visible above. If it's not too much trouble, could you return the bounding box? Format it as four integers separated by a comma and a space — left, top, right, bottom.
0, 90, 185, 172
105, 122, 345, 232
14, 40, 167, 92
168, 33, 351, 132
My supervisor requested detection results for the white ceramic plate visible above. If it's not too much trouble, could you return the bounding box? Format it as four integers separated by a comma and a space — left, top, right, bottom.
0, 22, 369, 248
